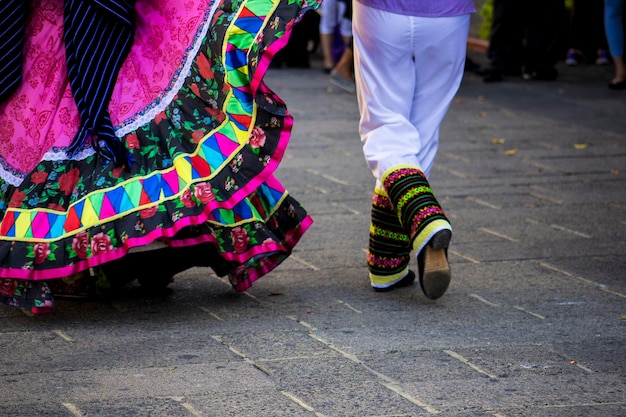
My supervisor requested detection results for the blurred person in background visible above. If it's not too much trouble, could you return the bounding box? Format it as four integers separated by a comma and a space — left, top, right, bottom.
477, 0, 565, 82
604, 0, 626, 89
565, 0, 609, 66
319, 0, 355, 93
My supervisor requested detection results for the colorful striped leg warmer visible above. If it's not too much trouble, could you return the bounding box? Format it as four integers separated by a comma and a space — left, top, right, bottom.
383, 166, 453, 299
382, 166, 452, 255
367, 187, 413, 290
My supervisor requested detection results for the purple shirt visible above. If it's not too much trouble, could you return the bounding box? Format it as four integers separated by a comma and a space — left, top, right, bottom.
354, 0, 475, 17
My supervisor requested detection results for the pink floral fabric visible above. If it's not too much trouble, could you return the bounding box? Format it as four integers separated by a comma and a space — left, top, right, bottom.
0, 0, 205, 176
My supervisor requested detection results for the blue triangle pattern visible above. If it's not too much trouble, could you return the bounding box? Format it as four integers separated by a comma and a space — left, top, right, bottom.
225, 49, 248, 71
231, 88, 253, 112
235, 16, 263, 34
48, 213, 65, 239
191, 165, 201, 180
143, 175, 161, 203
233, 199, 253, 219
118, 189, 134, 212
202, 143, 228, 167
228, 112, 248, 131
73, 200, 85, 220
258, 182, 283, 207
211, 209, 223, 224
203, 135, 221, 153
106, 186, 126, 212
159, 174, 174, 198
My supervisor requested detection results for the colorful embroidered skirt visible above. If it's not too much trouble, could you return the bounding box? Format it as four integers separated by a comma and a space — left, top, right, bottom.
0, 0, 318, 309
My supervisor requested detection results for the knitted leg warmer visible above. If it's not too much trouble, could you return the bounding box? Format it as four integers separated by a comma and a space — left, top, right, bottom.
383, 166, 452, 299
367, 187, 413, 290
383, 166, 452, 253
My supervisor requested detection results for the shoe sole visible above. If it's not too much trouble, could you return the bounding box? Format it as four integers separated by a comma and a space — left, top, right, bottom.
419, 230, 451, 300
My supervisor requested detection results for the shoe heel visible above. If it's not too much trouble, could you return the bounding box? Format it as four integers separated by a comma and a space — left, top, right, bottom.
425, 246, 449, 272
421, 247, 451, 300
418, 230, 452, 300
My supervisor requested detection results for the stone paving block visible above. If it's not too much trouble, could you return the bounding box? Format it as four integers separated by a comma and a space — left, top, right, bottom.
552, 338, 626, 375
217, 329, 342, 362
1, 323, 237, 375
1, 362, 274, 404
400, 374, 626, 415
287, 382, 431, 417
543, 254, 626, 289
69, 397, 193, 417
359, 350, 486, 384
496, 404, 626, 417
451, 258, 620, 299
537, 181, 626, 206
0, 401, 79, 417
449, 345, 590, 379
188, 391, 318, 417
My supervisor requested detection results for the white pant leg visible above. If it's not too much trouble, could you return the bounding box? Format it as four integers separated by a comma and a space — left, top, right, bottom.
353, 4, 469, 184
320, 0, 350, 36
339, 15, 352, 38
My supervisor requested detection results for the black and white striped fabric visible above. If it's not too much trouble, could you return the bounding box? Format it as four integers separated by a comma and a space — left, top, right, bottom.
0, 0, 29, 102
64, 0, 137, 167
0, 0, 136, 167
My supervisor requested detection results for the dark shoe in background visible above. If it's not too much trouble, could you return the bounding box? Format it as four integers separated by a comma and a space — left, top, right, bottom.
482, 69, 504, 82
476, 65, 522, 82
608, 80, 626, 90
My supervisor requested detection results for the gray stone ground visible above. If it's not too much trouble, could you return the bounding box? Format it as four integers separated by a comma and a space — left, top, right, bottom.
1, 51, 625, 417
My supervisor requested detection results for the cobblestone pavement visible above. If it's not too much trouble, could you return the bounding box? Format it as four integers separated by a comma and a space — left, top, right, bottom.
1, 52, 625, 417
